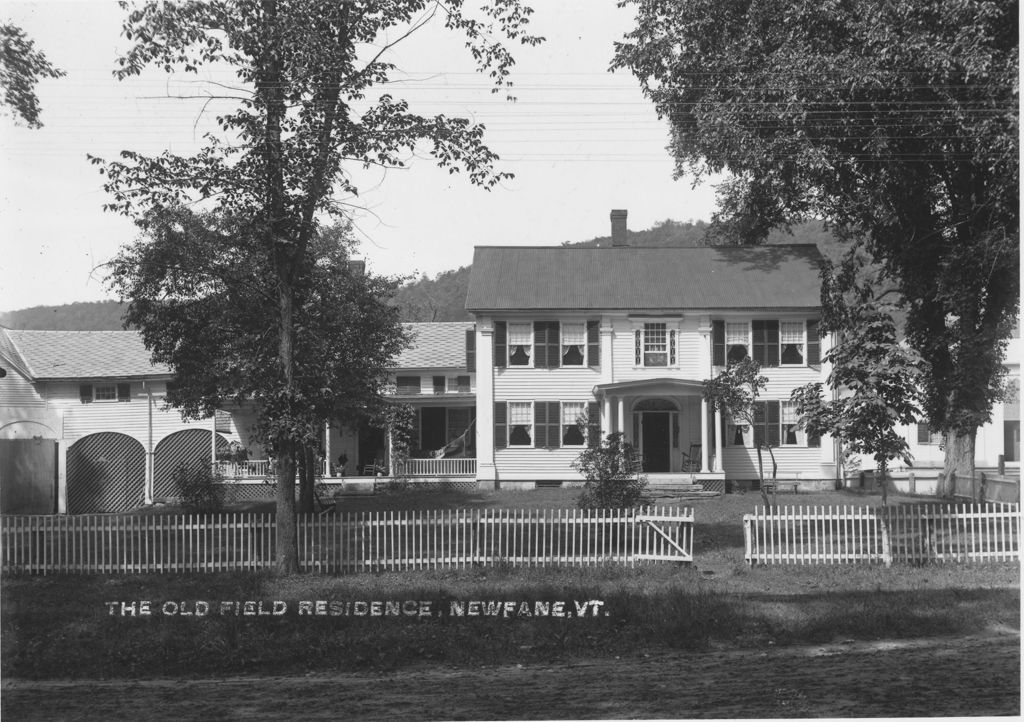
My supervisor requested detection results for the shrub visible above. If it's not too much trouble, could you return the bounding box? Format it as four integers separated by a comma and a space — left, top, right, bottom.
572, 432, 648, 509
172, 461, 225, 513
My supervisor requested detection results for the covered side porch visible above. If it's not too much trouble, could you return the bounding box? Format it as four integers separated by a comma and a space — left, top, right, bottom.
594, 377, 724, 483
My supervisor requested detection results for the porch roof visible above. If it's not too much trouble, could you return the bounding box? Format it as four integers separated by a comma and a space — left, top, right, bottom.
594, 377, 705, 397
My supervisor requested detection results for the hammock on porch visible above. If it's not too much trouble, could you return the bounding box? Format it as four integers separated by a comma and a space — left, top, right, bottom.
431, 419, 476, 459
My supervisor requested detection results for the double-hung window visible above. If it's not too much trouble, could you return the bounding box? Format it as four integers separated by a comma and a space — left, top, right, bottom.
643, 323, 668, 367
726, 322, 749, 363
508, 401, 534, 446
447, 375, 471, 393
781, 400, 800, 445
79, 383, 131, 403
780, 322, 805, 365
561, 401, 586, 446
560, 322, 586, 366
507, 322, 532, 366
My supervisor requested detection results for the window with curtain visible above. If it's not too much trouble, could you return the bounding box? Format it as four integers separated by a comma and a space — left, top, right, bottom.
781, 400, 800, 445
508, 402, 533, 446
561, 322, 586, 366
644, 322, 668, 366
726, 322, 749, 363
780, 322, 805, 365
561, 401, 586, 446
508, 322, 532, 366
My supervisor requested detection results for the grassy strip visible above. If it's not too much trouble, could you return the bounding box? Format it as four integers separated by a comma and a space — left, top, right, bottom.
3, 564, 1018, 680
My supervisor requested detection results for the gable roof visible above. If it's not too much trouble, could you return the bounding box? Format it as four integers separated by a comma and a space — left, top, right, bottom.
465, 245, 823, 312
396, 322, 472, 370
0, 328, 33, 379
2, 330, 171, 380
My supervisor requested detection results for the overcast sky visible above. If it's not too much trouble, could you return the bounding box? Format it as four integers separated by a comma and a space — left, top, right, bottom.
1, 1, 721, 311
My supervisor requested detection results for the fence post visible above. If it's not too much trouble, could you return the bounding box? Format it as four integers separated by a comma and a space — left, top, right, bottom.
908, 472, 916, 496
743, 514, 752, 565
998, 454, 1005, 475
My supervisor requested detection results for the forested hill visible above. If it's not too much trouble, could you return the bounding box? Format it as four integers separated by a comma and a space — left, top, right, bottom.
0, 300, 128, 331
3, 220, 843, 329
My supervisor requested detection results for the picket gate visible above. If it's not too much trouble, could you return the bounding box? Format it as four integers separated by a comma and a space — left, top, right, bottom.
1, 506, 693, 575
744, 503, 1020, 566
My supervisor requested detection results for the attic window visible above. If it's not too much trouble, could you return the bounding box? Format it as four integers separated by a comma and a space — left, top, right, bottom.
94, 384, 118, 401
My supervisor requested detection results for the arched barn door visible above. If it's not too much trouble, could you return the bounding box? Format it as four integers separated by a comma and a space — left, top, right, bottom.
153, 429, 229, 500
67, 432, 145, 514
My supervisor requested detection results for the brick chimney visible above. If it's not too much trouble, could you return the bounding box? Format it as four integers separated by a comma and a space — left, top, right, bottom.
610, 209, 628, 247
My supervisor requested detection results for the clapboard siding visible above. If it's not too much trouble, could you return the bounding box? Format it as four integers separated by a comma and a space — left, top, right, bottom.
494, 368, 599, 400
0, 370, 45, 407
495, 448, 586, 480
759, 366, 824, 396
722, 446, 825, 478
611, 317, 705, 381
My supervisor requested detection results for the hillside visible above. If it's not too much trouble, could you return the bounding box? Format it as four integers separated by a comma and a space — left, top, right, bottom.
3, 220, 844, 329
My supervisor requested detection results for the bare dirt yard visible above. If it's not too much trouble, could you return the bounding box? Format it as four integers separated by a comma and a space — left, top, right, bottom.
2, 628, 1019, 720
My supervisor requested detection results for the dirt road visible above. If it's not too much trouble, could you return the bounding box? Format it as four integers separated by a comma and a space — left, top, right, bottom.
2, 630, 1019, 719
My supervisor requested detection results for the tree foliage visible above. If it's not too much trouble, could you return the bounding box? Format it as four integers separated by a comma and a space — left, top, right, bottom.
791, 249, 923, 504
94, 0, 540, 571
0, 23, 64, 128
614, 0, 1019, 481
572, 432, 647, 509
702, 358, 777, 506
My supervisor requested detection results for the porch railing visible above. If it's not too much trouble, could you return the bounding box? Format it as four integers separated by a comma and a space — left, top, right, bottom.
215, 460, 271, 479
395, 457, 476, 477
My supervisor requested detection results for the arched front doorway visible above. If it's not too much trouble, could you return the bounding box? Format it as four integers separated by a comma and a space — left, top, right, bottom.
67, 432, 145, 514
633, 399, 678, 473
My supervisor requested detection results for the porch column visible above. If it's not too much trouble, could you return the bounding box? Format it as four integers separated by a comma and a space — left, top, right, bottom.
617, 398, 625, 442
602, 397, 612, 437
324, 421, 332, 477
210, 412, 217, 464
475, 320, 498, 487
714, 408, 723, 472
700, 398, 710, 472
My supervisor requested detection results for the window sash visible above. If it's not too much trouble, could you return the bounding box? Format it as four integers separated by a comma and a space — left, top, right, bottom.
643, 323, 668, 366
508, 322, 532, 366
94, 384, 118, 401
508, 401, 533, 446
780, 321, 805, 365
726, 322, 749, 363
561, 401, 586, 446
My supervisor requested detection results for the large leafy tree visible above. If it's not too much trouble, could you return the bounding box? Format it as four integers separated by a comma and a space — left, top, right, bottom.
791, 250, 923, 505
614, 0, 1019, 492
110, 209, 410, 505
0, 22, 65, 127
94, 1, 540, 571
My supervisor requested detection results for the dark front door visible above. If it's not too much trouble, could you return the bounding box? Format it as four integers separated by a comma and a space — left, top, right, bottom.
641, 412, 671, 472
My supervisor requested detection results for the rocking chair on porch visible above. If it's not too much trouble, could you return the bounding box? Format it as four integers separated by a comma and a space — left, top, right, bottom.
680, 444, 702, 473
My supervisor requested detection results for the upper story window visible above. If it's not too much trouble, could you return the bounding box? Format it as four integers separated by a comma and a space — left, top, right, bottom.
507, 322, 532, 366
432, 376, 446, 394
726, 322, 749, 363
780, 322, 805, 365
644, 323, 668, 367
447, 375, 471, 393
561, 322, 586, 366
396, 376, 421, 395
79, 383, 131, 403
508, 401, 534, 446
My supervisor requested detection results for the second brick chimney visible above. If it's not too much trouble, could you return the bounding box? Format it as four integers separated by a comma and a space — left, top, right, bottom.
610, 209, 628, 247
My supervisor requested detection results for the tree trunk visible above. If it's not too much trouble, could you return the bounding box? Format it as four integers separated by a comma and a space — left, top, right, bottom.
939, 428, 977, 499
274, 435, 299, 573
297, 443, 316, 514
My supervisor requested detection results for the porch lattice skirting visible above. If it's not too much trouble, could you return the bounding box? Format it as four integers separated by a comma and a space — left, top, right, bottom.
744, 503, 1020, 566
1, 507, 693, 575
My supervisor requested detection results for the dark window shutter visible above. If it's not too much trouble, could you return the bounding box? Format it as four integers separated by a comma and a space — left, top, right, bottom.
807, 319, 820, 366
917, 423, 931, 444
494, 322, 507, 368
548, 323, 561, 369
765, 321, 779, 366
79, 384, 93, 404
465, 328, 476, 371
753, 402, 766, 446
534, 402, 547, 448
587, 320, 600, 369
546, 401, 561, 449
495, 402, 507, 449
712, 321, 725, 366
587, 401, 601, 447
117, 383, 131, 402
767, 401, 781, 447
808, 431, 821, 448
533, 321, 546, 368
752, 321, 766, 364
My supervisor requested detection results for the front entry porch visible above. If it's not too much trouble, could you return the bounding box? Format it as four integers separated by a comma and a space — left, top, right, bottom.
594, 377, 725, 481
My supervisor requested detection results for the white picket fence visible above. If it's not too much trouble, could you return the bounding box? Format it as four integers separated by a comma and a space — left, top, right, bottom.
0, 506, 693, 575
744, 503, 1020, 566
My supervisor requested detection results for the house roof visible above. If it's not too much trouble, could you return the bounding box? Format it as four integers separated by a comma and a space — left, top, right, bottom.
2, 329, 171, 380
465, 244, 824, 312
396, 322, 472, 370
0, 328, 33, 379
